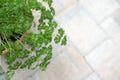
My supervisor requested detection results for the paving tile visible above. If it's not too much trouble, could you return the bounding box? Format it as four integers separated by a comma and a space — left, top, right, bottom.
100, 16, 120, 46
32, 53, 82, 80
114, 9, 120, 25
55, 3, 80, 25
1, 56, 8, 71
67, 46, 92, 77
26, 77, 33, 80
32, 70, 48, 80
52, 0, 63, 14
11, 69, 37, 80
58, 0, 77, 9
85, 39, 120, 80
0, 67, 6, 80
94, 51, 120, 80
80, 0, 119, 22
56, 4, 106, 56
85, 73, 101, 80
0, 56, 1, 66
116, 0, 120, 3
85, 39, 119, 68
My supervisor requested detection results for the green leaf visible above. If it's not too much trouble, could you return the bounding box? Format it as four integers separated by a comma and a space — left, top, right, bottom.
61, 35, 67, 45
54, 34, 61, 43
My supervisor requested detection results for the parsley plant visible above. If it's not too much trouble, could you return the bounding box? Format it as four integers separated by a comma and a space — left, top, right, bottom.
0, 0, 67, 80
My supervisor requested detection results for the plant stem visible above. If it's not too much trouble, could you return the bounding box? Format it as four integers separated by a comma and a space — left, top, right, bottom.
1, 30, 28, 55
17, 30, 28, 44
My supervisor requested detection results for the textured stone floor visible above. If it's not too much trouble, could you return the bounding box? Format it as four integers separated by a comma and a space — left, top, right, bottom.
1, 0, 120, 80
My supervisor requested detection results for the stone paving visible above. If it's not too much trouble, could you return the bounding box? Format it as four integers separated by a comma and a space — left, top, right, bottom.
1, 0, 120, 80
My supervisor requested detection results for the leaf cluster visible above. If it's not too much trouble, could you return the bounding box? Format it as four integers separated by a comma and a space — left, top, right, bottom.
0, 0, 67, 80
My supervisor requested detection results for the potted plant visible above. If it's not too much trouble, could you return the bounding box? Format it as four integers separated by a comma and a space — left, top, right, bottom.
0, 0, 67, 80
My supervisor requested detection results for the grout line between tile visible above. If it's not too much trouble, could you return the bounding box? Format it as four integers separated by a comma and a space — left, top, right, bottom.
64, 37, 103, 80
55, 1, 79, 17
83, 37, 109, 57
83, 57, 104, 80
98, 8, 120, 25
